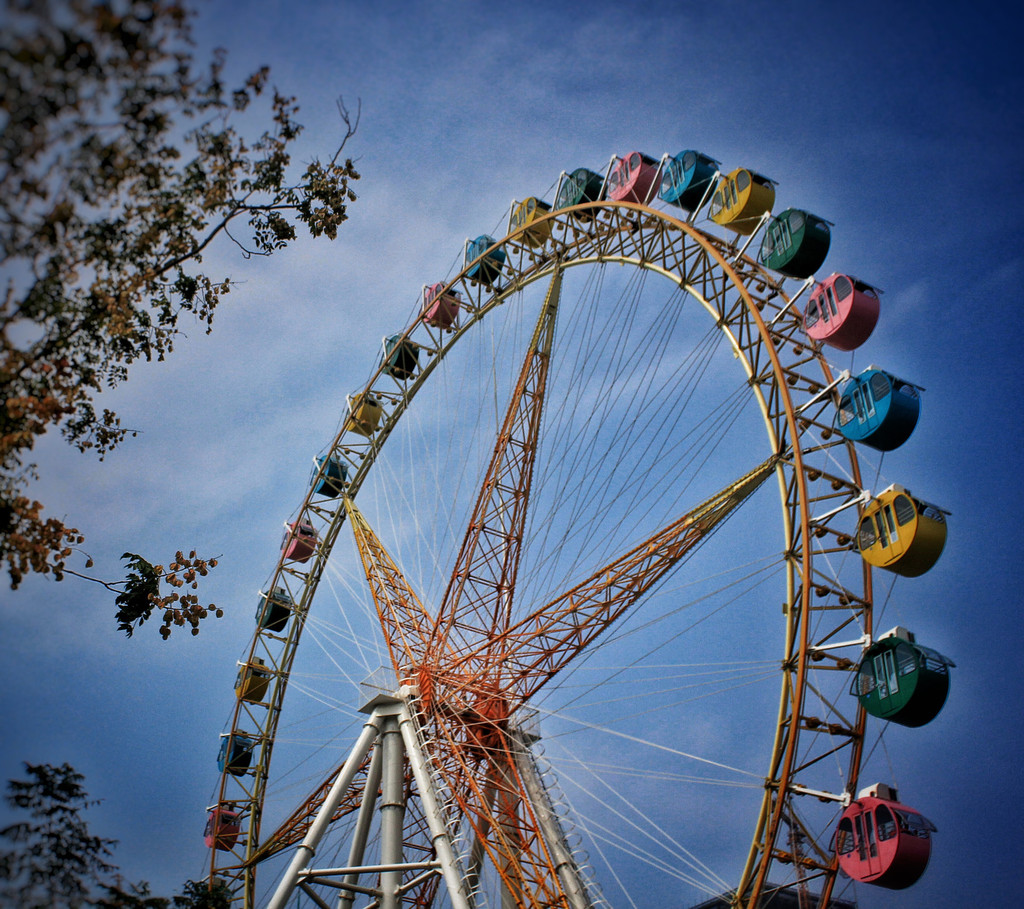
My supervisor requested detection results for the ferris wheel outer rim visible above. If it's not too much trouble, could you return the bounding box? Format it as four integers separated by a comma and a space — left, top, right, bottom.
209, 198, 873, 908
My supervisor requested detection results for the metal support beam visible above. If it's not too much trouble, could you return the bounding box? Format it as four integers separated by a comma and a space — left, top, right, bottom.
267, 712, 384, 909
511, 731, 594, 909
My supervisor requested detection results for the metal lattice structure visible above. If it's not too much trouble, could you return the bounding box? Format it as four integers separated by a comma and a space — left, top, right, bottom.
208, 186, 880, 908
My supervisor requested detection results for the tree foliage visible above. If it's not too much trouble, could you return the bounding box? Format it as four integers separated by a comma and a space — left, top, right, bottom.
0, 762, 236, 907
0, 762, 117, 908
0, 0, 359, 616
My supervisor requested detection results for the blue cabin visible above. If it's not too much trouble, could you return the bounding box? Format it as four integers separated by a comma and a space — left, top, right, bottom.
852, 627, 954, 727
465, 235, 505, 286
759, 209, 831, 279
310, 455, 347, 498
382, 334, 419, 380
256, 586, 293, 632
555, 167, 605, 219
836, 369, 922, 452
658, 150, 719, 212
217, 733, 255, 776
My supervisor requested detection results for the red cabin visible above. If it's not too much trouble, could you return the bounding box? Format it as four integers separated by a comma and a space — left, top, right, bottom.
834, 784, 935, 889
281, 520, 318, 563
204, 806, 240, 851
422, 282, 460, 329
803, 273, 881, 350
607, 151, 660, 204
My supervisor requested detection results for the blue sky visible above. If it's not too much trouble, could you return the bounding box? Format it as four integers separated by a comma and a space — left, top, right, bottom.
3, 0, 1022, 906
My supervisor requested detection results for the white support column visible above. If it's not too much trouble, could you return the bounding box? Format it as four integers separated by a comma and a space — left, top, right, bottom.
397, 706, 476, 909
512, 730, 594, 909
337, 743, 383, 909
378, 715, 406, 909
267, 712, 384, 909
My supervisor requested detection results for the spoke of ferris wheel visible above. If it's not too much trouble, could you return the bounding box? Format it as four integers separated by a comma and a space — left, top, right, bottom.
344, 494, 433, 677
429, 267, 563, 669
439, 455, 780, 706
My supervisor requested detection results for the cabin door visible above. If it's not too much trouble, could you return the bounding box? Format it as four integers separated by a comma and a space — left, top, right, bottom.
855, 808, 884, 879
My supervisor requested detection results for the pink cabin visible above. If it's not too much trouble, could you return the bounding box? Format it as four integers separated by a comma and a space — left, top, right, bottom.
422, 282, 461, 329
834, 785, 935, 890
607, 151, 660, 204
204, 806, 240, 851
803, 273, 881, 350
281, 520, 318, 563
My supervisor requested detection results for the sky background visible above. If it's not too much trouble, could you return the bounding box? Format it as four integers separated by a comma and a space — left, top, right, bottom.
3, 0, 1023, 906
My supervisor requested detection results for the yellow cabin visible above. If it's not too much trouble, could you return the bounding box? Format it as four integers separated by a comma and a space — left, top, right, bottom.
708, 168, 775, 235
857, 485, 948, 577
510, 197, 552, 248
236, 658, 271, 703
347, 393, 383, 437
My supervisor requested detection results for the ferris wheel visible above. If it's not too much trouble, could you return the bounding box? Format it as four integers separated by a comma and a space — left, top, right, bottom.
204, 149, 952, 909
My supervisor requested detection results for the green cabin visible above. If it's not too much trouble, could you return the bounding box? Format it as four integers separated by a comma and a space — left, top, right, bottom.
852, 627, 954, 727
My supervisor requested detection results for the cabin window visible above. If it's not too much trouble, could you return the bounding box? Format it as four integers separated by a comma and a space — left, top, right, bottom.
873, 511, 890, 548
727, 180, 738, 208
864, 812, 878, 857
858, 516, 877, 549
771, 219, 793, 254
837, 395, 854, 426
895, 381, 919, 400
710, 191, 724, 217
875, 805, 897, 841
788, 210, 805, 233
683, 150, 697, 171
628, 152, 641, 173
852, 385, 875, 422
836, 817, 855, 854
869, 372, 891, 401
894, 810, 936, 838
883, 504, 897, 537
834, 275, 854, 300
736, 170, 751, 192
895, 642, 918, 676
893, 494, 916, 526
857, 662, 876, 695
854, 278, 879, 297
825, 284, 838, 317
874, 648, 899, 699
854, 814, 868, 860
608, 164, 625, 195
818, 294, 831, 324
805, 300, 820, 328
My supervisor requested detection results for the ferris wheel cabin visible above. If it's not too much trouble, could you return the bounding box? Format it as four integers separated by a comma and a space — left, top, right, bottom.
422, 282, 461, 329
510, 196, 552, 247
658, 149, 719, 212
607, 151, 660, 204
836, 368, 921, 451
853, 627, 954, 727
708, 167, 775, 234
256, 586, 293, 632
857, 485, 947, 577
804, 273, 880, 350
465, 235, 506, 286
204, 806, 241, 851
281, 520, 318, 563
834, 784, 935, 889
347, 393, 383, 437
555, 166, 605, 218
759, 208, 831, 279
217, 733, 255, 777
310, 454, 348, 498
382, 334, 419, 380
235, 658, 271, 703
